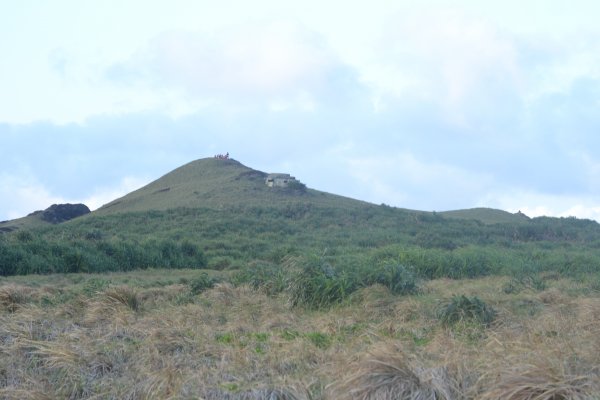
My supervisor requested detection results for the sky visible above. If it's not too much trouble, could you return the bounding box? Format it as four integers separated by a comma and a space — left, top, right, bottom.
2, 0, 600, 221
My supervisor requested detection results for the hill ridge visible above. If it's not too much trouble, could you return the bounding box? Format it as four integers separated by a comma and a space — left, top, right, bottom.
1, 158, 595, 229
94, 157, 373, 215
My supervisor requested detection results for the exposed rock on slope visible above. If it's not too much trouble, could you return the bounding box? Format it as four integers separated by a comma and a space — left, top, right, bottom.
29, 203, 91, 224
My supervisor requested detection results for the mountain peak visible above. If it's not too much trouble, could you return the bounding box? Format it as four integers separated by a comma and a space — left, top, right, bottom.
95, 157, 316, 214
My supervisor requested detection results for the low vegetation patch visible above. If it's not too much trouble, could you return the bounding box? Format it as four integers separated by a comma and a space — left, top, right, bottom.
0, 284, 30, 313
189, 272, 217, 294
480, 362, 599, 400
0, 272, 598, 399
330, 344, 462, 400
503, 274, 548, 294
288, 258, 357, 309
287, 257, 421, 310
437, 295, 497, 327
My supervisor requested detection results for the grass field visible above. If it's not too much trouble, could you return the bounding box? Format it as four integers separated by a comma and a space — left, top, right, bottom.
1, 268, 599, 399
2, 158, 600, 398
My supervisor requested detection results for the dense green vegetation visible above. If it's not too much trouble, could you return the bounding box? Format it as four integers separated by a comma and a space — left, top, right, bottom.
2, 202, 599, 279
1, 158, 600, 300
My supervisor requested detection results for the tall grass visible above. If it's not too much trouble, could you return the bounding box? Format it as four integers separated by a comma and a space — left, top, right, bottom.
3, 194, 600, 280
287, 257, 420, 309
1, 273, 599, 399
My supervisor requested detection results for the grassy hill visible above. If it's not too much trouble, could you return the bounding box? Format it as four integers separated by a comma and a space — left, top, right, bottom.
1, 157, 600, 279
440, 207, 531, 225
96, 158, 370, 214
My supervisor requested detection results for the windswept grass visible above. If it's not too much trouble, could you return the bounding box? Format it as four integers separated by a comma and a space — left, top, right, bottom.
329, 343, 447, 399
0, 284, 31, 313
1, 271, 599, 399
479, 361, 598, 400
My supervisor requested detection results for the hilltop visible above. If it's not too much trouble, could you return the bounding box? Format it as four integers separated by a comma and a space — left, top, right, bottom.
96, 157, 370, 214
2, 157, 545, 228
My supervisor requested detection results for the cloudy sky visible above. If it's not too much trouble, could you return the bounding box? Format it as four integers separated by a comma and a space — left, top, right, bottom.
2, 0, 600, 221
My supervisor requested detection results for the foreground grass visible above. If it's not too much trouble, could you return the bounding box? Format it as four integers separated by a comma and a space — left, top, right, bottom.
1, 271, 599, 399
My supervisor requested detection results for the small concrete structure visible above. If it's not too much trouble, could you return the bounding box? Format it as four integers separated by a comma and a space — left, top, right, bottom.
266, 173, 296, 188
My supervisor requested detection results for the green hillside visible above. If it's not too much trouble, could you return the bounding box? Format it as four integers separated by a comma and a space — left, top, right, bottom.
440, 207, 531, 225
96, 158, 370, 214
0, 213, 53, 232
0, 203, 90, 232
1, 157, 600, 281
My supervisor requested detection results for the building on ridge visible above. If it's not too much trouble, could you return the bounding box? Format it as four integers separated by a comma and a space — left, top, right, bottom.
265, 173, 296, 188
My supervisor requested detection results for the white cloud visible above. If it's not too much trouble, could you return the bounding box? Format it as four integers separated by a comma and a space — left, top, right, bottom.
0, 173, 149, 221
337, 151, 600, 222
580, 152, 600, 192
362, 9, 600, 134
480, 190, 600, 222
366, 10, 521, 113
0, 174, 69, 220
81, 176, 150, 211
106, 21, 340, 113
343, 152, 494, 210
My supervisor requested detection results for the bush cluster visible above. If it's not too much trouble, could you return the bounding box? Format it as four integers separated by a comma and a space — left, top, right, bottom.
0, 234, 206, 276
438, 295, 497, 327
2, 202, 600, 283
288, 256, 420, 309
231, 261, 287, 295
189, 272, 217, 294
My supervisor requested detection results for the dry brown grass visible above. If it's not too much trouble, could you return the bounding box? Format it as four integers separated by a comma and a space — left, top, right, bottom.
1, 274, 599, 399
83, 285, 141, 328
479, 361, 598, 400
0, 388, 53, 400
329, 343, 443, 399
0, 284, 32, 313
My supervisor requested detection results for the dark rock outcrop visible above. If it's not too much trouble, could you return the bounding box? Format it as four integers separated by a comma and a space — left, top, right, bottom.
34, 203, 91, 224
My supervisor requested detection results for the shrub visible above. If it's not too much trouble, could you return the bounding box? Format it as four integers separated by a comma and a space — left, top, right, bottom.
179, 240, 207, 268
103, 285, 140, 312
288, 257, 357, 309
0, 244, 24, 276
0, 285, 29, 312
368, 264, 420, 295
231, 262, 287, 295
64, 249, 87, 273
82, 278, 111, 296
284, 180, 307, 194
503, 274, 547, 294
208, 256, 233, 270
189, 272, 216, 294
438, 295, 496, 327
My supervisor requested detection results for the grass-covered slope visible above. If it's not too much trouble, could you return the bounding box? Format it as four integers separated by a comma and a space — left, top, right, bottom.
440, 207, 531, 225
1, 157, 600, 279
0, 212, 53, 232
0, 203, 90, 232
97, 158, 370, 214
